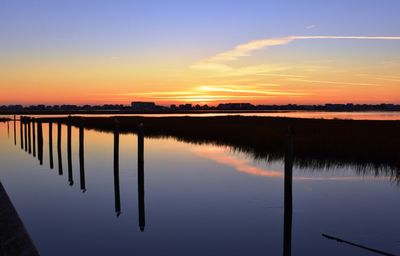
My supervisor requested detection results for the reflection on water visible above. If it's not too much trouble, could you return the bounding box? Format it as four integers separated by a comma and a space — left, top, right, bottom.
2, 111, 400, 120
0, 120, 399, 256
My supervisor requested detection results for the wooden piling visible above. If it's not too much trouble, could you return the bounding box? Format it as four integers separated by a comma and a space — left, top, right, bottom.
67, 116, 73, 186
137, 123, 145, 231
57, 120, 63, 176
113, 119, 121, 216
37, 121, 43, 165
32, 118, 36, 157
283, 126, 293, 256
49, 121, 54, 169
79, 118, 86, 192
24, 118, 28, 152
19, 116, 23, 149
27, 118, 31, 154
13, 117, 16, 146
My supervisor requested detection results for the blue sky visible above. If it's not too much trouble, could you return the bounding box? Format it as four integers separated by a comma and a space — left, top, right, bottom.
1, 0, 399, 104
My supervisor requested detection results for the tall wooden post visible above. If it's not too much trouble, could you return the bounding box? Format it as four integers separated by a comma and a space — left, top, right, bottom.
283, 127, 293, 256
27, 118, 31, 154
67, 116, 73, 186
32, 118, 36, 157
79, 118, 86, 192
113, 119, 121, 216
49, 121, 54, 169
24, 117, 28, 152
138, 123, 145, 232
20, 116, 23, 149
37, 121, 43, 165
57, 120, 63, 175
13, 116, 16, 145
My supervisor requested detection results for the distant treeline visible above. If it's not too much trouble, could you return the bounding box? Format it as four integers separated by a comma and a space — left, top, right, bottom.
37, 116, 400, 176
1, 103, 400, 114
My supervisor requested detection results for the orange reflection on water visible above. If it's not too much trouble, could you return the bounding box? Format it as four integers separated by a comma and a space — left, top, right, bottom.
192, 146, 283, 178
191, 144, 392, 181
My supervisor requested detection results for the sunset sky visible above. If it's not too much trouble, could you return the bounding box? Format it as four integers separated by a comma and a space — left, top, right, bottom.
1, 0, 400, 105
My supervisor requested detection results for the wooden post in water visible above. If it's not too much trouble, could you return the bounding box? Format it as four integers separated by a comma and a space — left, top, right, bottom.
32, 118, 36, 157
67, 116, 73, 186
283, 126, 293, 256
7, 119, 9, 138
49, 121, 54, 169
13, 116, 16, 145
24, 117, 28, 152
79, 118, 86, 192
20, 116, 23, 149
27, 118, 32, 154
57, 120, 63, 175
37, 120, 43, 165
113, 118, 121, 216
138, 123, 145, 232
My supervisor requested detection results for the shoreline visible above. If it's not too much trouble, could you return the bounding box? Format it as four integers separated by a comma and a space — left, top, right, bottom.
28, 115, 400, 172
1, 109, 400, 116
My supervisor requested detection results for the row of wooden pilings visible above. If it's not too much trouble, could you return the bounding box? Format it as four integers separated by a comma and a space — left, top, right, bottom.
7, 115, 290, 247
16, 116, 146, 231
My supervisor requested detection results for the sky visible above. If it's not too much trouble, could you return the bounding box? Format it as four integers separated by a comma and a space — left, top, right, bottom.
0, 0, 400, 105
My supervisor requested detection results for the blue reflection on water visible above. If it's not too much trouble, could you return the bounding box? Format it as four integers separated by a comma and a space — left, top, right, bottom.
0, 121, 399, 256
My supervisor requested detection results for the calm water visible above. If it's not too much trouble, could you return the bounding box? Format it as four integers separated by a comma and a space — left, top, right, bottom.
2, 111, 400, 120
0, 121, 399, 256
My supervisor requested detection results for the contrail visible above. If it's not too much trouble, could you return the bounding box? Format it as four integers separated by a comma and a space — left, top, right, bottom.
192, 35, 400, 70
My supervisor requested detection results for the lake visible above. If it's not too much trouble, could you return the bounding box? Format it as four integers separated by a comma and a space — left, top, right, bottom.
0, 120, 399, 255
2, 111, 400, 120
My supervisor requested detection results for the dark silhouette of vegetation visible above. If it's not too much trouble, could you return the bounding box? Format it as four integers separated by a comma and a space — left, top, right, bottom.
34, 116, 400, 176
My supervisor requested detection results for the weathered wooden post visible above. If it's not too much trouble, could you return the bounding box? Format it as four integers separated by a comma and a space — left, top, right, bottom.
67, 115, 73, 186
49, 121, 54, 169
27, 117, 31, 154
32, 118, 36, 157
79, 118, 86, 192
20, 116, 23, 149
283, 126, 293, 256
57, 120, 63, 175
113, 118, 121, 216
37, 120, 43, 165
138, 123, 145, 232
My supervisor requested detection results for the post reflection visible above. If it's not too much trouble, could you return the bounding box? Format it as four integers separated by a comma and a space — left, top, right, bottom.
20, 116, 23, 149
32, 118, 36, 157
24, 118, 28, 152
79, 118, 86, 192
113, 119, 121, 216
49, 122, 54, 169
13, 116, 16, 145
138, 123, 145, 232
28, 118, 32, 154
283, 127, 293, 256
67, 116, 73, 186
57, 120, 63, 175
37, 121, 43, 165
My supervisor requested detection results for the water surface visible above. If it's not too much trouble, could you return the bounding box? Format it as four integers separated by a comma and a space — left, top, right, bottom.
0, 121, 399, 255
2, 110, 400, 120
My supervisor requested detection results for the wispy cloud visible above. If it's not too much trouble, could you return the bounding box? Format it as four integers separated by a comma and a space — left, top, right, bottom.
192, 35, 400, 71
306, 25, 316, 29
